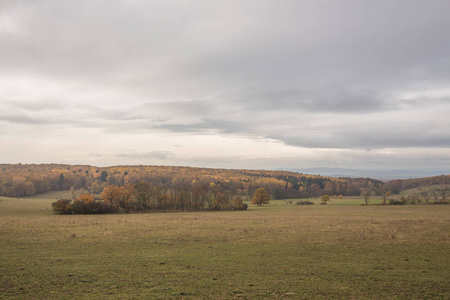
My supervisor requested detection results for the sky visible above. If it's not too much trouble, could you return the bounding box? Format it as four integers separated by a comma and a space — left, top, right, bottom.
1, 0, 449, 174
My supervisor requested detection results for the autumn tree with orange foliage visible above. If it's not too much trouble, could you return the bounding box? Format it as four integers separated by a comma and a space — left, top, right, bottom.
133, 181, 156, 212
76, 194, 95, 203
100, 185, 123, 211
251, 188, 270, 206
118, 184, 134, 213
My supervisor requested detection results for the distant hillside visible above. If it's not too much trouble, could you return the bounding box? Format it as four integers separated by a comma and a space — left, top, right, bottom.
286, 168, 449, 181
386, 174, 450, 191
0, 163, 379, 199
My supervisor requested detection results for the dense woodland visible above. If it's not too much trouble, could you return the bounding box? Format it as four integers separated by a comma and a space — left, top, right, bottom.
1, 164, 449, 212
0, 163, 379, 198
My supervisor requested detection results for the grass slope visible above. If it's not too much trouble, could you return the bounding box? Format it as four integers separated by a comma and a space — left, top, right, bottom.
1, 194, 449, 299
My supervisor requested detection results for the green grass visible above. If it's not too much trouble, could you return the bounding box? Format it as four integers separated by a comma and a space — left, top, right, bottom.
264, 196, 384, 206
399, 185, 442, 197
0, 191, 72, 216
1, 193, 449, 299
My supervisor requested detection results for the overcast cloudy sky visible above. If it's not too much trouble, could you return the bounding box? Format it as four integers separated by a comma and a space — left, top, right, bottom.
1, 0, 449, 174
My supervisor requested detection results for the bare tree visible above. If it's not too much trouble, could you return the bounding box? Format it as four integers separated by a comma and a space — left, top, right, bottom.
417, 186, 429, 203
437, 182, 449, 202
427, 185, 440, 202
361, 188, 372, 205
133, 181, 156, 212
379, 185, 391, 204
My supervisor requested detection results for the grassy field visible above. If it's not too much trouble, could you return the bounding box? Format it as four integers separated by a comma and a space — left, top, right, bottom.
1, 194, 449, 299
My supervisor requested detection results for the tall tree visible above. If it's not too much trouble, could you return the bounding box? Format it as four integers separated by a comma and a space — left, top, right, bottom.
100, 170, 108, 182
437, 182, 449, 202
133, 181, 156, 212
361, 188, 372, 205
118, 184, 134, 213
379, 185, 391, 204
417, 186, 429, 203
251, 188, 270, 206
99, 185, 122, 211
59, 174, 65, 190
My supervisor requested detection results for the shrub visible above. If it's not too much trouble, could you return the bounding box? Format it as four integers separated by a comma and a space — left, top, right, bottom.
233, 197, 248, 210
408, 197, 417, 205
91, 201, 116, 214
72, 200, 115, 214
321, 195, 330, 204
53, 197, 115, 214
389, 199, 406, 205
52, 199, 73, 214
296, 200, 314, 205
432, 200, 449, 205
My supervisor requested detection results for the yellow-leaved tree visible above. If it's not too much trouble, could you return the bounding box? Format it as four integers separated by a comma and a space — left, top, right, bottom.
251, 187, 270, 206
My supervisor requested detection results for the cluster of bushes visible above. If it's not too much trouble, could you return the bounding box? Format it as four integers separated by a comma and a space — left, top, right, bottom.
296, 200, 314, 205
388, 196, 449, 205
388, 199, 407, 205
233, 197, 248, 210
53, 197, 249, 215
52, 196, 114, 214
52, 182, 251, 214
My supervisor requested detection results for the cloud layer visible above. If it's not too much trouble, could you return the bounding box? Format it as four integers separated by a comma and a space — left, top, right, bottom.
1, 1, 449, 173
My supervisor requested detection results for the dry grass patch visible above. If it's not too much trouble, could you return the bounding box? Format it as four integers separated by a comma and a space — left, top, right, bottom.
1, 196, 449, 299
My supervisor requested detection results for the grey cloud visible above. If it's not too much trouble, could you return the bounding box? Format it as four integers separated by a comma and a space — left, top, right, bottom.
0, 98, 66, 124
238, 89, 386, 113
397, 96, 450, 109
141, 100, 215, 117
0, 99, 69, 125
1, 0, 447, 99
0, 99, 142, 128
269, 109, 450, 149
308, 90, 385, 113
5, 99, 65, 111
182, 149, 450, 172
155, 119, 249, 135
117, 151, 173, 160
1, 1, 450, 171
275, 131, 450, 150
0, 113, 45, 124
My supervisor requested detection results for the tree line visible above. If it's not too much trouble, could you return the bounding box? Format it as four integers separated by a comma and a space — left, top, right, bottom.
52, 182, 272, 214
0, 163, 369, 199
1, 164, 448, 206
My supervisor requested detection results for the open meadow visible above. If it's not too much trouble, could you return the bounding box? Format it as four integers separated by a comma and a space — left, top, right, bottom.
1, 193, 449, 299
